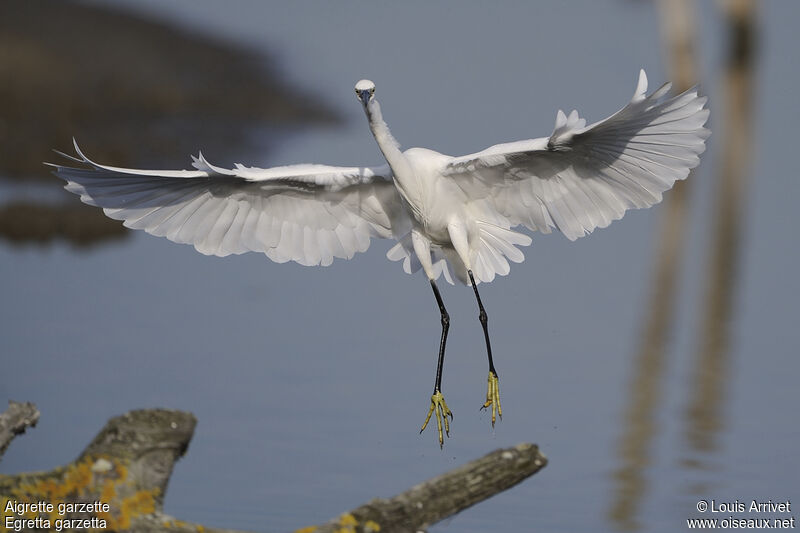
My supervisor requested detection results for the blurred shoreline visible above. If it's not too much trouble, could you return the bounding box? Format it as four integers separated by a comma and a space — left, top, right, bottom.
0, 0, 339, 246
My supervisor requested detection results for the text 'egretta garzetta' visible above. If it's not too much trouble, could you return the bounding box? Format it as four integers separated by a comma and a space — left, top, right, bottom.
52, 70, 709, 447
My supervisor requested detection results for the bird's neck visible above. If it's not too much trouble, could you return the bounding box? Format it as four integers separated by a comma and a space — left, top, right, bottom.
366, 99, 406, 170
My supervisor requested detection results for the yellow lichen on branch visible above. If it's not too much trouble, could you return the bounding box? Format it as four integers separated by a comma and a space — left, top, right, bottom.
1, 454, 159, 531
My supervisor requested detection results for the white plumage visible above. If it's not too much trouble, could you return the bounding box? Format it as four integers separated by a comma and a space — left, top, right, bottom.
51, 70, 709, 446
53, 70, 708, 284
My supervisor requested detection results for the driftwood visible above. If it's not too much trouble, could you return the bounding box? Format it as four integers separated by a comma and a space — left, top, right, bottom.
0, 403, 546, 532
0, 401, 40, 459
0, 406, 234, 533
312, 442, 547, 533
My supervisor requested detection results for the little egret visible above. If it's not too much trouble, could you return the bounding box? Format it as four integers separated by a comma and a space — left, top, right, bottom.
52, 70, 709, 447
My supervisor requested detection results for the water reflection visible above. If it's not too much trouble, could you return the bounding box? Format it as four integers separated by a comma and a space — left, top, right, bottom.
0, 0, 337, 247
0, 202, 127, 248
610, 0, 758, 529
609, 0, 699, 529
684, 0, 757, 473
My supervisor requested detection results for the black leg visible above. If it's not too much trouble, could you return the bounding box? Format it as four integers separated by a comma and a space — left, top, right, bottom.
420, 279, 454, 447
468, 270, 496, 377
468, 270, 502, 425
430, 279, 450, 393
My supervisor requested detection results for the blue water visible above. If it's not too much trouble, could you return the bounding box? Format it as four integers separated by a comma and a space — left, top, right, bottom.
2, 2, 798, 532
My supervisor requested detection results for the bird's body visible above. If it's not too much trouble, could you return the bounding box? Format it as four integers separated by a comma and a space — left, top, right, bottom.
52, 70, 709, 446
392, 146, 501, 276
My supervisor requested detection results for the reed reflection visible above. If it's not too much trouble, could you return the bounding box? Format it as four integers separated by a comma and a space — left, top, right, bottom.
609, 0, 699, 529
684, 0, 756, 476
610, 1, 758, 529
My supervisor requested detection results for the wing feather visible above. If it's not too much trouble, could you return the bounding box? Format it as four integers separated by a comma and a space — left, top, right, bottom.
51, 140, 410, 264
444, 70, 709, 241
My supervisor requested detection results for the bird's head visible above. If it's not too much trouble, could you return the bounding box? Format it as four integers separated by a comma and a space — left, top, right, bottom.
355, 79, 376, 106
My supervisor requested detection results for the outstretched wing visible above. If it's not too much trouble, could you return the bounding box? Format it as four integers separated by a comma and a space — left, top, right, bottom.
50, 141, 410, 266
444, 70, 710, 241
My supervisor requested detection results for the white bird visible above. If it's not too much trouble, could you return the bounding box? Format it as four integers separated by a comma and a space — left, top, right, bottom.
52, 70, 709, 447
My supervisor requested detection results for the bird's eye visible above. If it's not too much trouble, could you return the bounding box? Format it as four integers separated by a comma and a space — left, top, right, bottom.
369, 88, 375, 95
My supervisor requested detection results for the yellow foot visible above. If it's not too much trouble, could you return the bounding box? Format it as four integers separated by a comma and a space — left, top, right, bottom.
480, 371, 502, 427
420, 390, 453, 448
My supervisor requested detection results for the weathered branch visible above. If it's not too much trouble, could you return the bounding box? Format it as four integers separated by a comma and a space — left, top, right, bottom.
312, 442, 547, 533
0, 404, 546, 533
0, 406, 238, 532
0, 400, 40, 460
